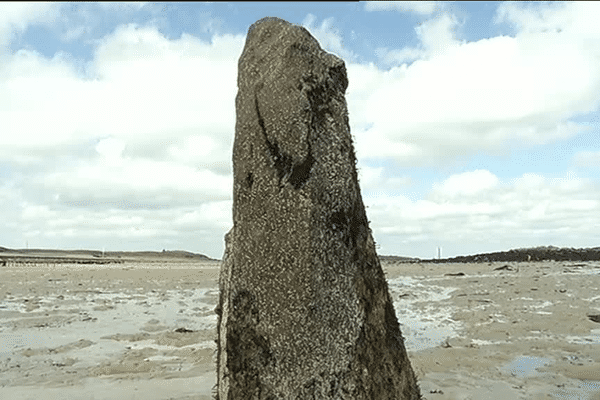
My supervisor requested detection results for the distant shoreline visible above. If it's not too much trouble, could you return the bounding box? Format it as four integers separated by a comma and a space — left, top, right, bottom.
0, 247, 218, 265
419, 245, 600, 263
382, 245, 600, 263
2, 245, 600, 265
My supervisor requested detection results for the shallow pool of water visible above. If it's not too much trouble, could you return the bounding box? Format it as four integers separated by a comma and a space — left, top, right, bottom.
388, 277, 462, 351
502, 355, 551, 378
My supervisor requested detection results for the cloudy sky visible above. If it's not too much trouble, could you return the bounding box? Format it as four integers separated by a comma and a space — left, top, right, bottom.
1, 2, 599, 259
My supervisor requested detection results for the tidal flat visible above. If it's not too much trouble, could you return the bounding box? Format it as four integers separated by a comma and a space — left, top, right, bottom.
1, 252, 599, 399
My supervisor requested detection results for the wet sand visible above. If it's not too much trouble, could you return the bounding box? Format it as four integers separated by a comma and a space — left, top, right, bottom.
1, 255, 599, 399
386, 261, 600, 399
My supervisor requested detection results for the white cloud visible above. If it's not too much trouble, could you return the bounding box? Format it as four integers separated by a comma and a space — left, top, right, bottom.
375, 46, 422, 66
493, 1, 600, 36
61, 25, 88, 42
1, 24, 244, 163
301, 14, 357, 62
42, 155, 232, 206
377, 13, 462, 65
573, 150, 600, 168
348, 2, 600, 166
364, 1, 441, 15
0, 22, 245, 256
365, 170, 600, 258
96, 137, 126, 166
432, 170, 499, 198
417, 13, 462, 55
57, 2, 153, 44
97, 2, 148, 12
0, 2, 60, 48
13, 200, 232, 256
358, 165, 411, 191
198, 11, 224, 35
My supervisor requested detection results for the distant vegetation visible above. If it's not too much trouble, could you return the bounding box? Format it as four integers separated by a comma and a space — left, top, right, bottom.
421, 246, 600, 263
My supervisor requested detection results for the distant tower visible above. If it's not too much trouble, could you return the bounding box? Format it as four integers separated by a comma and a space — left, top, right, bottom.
437, 246, 442, 260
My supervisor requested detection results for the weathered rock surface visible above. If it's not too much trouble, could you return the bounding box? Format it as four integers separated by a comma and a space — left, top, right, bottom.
216, 17, 421, 400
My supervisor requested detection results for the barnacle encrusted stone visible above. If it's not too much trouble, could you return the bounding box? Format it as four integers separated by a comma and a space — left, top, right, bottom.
215, 17, 421, 400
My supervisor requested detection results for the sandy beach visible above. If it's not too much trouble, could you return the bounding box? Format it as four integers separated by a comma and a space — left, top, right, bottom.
1, 253, 599, 399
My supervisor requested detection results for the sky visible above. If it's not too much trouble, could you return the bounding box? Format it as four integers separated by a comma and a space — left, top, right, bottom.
1, 1, 599, 260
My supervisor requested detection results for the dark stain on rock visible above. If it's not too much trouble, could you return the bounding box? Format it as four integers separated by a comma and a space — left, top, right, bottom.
227, 290, 274, 397
330, 204, 368, 251
288, 150, 314, 190
255, 95, 314, 191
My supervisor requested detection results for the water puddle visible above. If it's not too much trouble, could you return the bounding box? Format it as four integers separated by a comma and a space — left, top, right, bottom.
388, 277, 462, 351
0, 288, 218, 363
566, 329, 600, 345
502, 355, 551, 378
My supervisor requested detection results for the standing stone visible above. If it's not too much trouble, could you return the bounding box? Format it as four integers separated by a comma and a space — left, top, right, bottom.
216, 17, 421, 400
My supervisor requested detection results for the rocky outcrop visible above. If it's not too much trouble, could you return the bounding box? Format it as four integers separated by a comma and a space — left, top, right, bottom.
215, 17, 421, 399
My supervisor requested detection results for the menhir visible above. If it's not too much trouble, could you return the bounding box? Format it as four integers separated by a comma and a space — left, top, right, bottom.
215, 17, 421, 400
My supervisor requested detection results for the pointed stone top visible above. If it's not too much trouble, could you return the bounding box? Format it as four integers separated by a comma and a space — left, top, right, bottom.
238, 17, 347, 94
